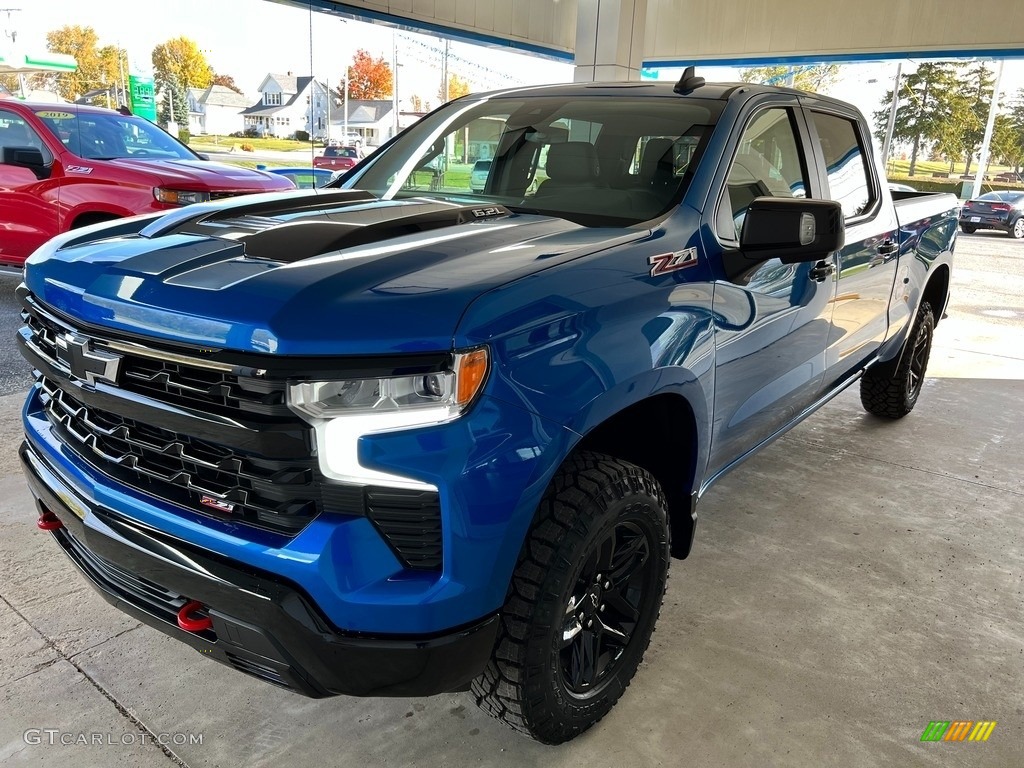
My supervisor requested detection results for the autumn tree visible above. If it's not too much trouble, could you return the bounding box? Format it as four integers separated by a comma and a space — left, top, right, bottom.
212, 73, 243, 94
439, 73, 470, 102
343, 49, 392, 100
151, 37, 214, 91
740, 64, 839, 93
45, 25, 127, 102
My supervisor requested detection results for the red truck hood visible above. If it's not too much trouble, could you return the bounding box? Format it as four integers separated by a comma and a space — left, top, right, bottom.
106, 158, 295, 192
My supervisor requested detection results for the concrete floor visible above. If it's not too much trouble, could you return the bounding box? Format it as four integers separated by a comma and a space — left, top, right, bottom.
0, 233, 1021, 767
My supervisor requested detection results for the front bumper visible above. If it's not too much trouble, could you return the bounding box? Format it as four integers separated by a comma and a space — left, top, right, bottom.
21, 440, 498, 697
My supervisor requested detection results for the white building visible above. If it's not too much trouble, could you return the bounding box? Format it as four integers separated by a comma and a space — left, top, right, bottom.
186, 85, 250, 136
240, 73, 329, 138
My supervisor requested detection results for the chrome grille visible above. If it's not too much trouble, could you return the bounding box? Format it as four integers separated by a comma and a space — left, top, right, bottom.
23, 305, 288, 417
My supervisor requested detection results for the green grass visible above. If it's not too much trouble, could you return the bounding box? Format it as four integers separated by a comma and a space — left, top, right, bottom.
214, 159, 304, 171
885, 157, 1015, 179
190, 135, 315, 153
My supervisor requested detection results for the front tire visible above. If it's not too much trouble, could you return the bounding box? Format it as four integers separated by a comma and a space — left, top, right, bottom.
471, 452, 670, 743
860, 301, 935, 419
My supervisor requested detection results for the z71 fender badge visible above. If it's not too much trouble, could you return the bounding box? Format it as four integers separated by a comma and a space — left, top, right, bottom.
648, 248, 698, 276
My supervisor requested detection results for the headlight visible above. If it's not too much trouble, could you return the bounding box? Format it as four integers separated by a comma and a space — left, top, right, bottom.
288, 347, 489, 424
153, 188, 212, 205
287, 348, 489, 488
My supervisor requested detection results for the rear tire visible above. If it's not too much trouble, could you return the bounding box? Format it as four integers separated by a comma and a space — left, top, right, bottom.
471, 451, 670, 744
959, 224, 976, 234
1010, 217, 1024, 239
860, 301, 934, 419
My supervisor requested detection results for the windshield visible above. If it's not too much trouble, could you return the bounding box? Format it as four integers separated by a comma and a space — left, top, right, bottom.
343, 94, 723, 227
36, 109, 197, 161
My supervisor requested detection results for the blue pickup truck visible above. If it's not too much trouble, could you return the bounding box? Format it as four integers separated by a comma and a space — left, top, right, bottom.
17, 78, 956, 743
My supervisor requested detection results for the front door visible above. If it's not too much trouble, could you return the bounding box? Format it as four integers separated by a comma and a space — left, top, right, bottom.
705, 105, 833, 480
0, 108, 57, 267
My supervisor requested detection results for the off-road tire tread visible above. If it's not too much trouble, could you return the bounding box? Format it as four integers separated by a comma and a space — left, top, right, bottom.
470, 451, 669, 744
860, 301, 934, 419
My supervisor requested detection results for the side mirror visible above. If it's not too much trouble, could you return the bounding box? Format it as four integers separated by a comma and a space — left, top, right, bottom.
196, 152, 210, 161
2, 146, 51, 180
740, 197, 844, 264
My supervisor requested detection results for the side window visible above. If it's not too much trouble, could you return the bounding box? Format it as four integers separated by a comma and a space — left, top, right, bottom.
717, 108, 808, 241
811, 111, 874, 219
0, 110, 51, 163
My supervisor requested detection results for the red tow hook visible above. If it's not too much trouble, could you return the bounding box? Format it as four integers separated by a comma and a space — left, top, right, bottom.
37, 510, 63, 531
176, 600, 213, 632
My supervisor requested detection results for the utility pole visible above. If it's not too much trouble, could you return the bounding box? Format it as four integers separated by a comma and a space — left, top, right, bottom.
881, 61, 902, 170
441, 38, 449, 102
391, 32, 399, 139
972, 59, 1005, 201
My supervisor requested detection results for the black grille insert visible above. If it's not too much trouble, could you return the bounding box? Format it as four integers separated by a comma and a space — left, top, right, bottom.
40, 377, 320, 535
366, 488, 443, 570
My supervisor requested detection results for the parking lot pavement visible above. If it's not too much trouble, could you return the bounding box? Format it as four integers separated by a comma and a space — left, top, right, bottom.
0, 233, 1021, 767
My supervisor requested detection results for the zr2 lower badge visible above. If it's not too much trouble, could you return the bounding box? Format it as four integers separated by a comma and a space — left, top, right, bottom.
648, 248, 698, 276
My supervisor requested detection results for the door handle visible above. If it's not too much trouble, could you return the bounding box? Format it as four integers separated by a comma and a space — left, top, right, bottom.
809, 260, 834, 282
877, 240, 898, 256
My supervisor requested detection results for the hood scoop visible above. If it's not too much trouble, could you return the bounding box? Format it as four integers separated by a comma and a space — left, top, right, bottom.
240, 202, 512, 263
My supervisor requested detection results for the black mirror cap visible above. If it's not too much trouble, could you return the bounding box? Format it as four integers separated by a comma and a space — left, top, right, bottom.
2, 146, 51, 179
740, 197, 844, 264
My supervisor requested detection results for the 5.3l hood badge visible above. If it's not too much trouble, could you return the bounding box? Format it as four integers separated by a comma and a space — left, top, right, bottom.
55, 333, 122, 386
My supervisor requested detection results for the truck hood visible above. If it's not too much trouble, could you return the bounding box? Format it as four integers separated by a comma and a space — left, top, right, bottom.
106, 157, 295, 192
25, 191, 647, 356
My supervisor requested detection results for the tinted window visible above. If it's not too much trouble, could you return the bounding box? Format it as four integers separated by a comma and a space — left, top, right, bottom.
812, 111, 874, 218
718, 108, 808, 240
0, 110, 52, 163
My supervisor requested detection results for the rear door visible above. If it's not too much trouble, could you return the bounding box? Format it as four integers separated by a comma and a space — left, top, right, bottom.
0, 107, 58, 266
704, 102, 833, 478
803, 105, 900, 388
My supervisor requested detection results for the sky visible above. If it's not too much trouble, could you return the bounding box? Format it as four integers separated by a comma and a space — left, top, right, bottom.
4, 0, 1024, 123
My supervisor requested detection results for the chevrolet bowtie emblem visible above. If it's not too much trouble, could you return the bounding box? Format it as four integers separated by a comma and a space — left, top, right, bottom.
55, 332, 122, 386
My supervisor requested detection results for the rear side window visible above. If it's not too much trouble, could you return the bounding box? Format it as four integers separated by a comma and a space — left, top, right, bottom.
811, 112, 874, 219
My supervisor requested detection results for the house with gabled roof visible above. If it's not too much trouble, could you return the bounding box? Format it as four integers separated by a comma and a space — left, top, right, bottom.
240, 72, 330, 138
186, 85, 250, 136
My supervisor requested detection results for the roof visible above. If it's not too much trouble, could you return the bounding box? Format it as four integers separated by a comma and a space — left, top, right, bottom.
336, 99, 393, 125
200, 85, 250, 108
465, 80, 861, 113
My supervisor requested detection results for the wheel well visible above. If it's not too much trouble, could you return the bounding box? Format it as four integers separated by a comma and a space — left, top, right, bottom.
921, 264, 950, 325
71, 212, 120, 229
575, 394, 698, 559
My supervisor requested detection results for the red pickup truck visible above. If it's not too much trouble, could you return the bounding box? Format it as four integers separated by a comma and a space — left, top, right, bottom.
0, 101, 295, 269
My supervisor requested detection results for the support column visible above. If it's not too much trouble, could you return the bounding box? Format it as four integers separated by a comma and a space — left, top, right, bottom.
573, 0, 647, 83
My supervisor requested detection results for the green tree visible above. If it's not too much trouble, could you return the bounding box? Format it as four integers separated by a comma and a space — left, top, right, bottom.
740, 64, 839, 93
44, 25, 127, 103
151, 36, 213, 91
873, 63, 959, 176
959, 62, 996, 176
158, 77, 188, 128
